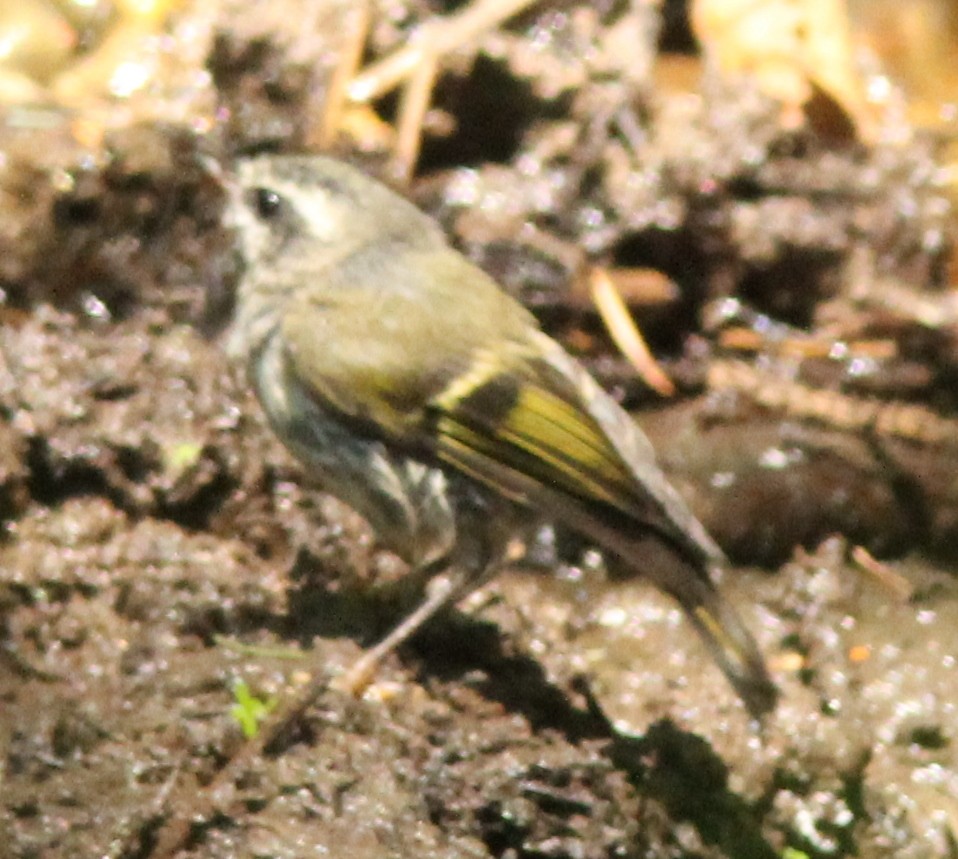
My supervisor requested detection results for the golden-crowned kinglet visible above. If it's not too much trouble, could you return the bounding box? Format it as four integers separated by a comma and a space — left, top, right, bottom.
224, 155, 777, 719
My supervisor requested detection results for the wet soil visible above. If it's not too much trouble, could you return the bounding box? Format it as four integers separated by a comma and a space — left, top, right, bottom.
1, 1, 957, 857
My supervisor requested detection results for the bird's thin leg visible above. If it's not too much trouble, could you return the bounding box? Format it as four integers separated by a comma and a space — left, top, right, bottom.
333, 566, 471, 694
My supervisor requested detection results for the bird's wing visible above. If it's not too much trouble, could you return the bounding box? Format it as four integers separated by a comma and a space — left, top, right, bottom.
280, 244, 718, 566
429, 337, 722, 567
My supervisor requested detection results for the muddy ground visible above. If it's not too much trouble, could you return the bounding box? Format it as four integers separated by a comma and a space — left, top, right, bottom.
1, 1, 958, 857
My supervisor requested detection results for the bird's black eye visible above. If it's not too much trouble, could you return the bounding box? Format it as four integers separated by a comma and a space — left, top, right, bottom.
249, 187, 284, 220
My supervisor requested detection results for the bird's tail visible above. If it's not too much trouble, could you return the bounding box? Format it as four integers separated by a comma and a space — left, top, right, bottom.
670, 564, 778, 720
604, 533, 778, 721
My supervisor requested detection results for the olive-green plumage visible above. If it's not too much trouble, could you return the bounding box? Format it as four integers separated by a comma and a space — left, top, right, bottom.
225, 154, 777, 719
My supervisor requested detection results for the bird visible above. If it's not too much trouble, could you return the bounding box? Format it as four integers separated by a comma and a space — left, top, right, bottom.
222, 153, 778, 720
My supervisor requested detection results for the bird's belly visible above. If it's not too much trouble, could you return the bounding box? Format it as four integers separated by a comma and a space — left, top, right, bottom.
252, 334, 457, 569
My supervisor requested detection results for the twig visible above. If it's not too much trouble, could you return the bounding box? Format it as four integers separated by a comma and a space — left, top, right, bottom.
347, 0, 537, 104
314, 1, 372, 149
590, 267, 675, 397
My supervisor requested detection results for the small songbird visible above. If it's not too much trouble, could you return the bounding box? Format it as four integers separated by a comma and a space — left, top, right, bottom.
224, 154, 777, 720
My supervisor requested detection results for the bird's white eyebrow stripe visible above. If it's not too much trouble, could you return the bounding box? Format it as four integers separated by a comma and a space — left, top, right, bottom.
252, 178, 338, 240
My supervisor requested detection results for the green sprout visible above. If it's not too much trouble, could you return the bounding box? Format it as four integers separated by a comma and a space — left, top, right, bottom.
230, 679, 277, 739
161, 440, 203, 478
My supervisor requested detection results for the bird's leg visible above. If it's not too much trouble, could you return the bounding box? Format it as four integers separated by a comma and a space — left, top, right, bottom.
332, 566, 471, 695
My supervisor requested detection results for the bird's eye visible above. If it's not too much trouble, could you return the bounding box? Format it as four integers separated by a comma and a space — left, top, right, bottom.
249, 187, 284, 220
